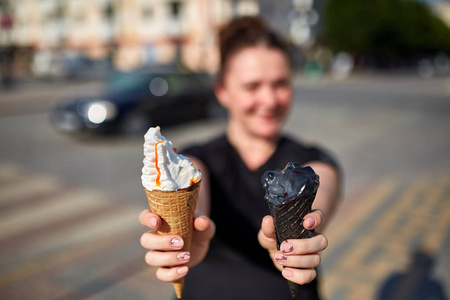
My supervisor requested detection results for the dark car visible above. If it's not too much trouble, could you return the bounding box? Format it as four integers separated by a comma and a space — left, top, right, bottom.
50, 68, 216, 136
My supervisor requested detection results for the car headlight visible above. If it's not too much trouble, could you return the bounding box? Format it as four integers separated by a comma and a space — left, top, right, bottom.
87, 101, 117, 124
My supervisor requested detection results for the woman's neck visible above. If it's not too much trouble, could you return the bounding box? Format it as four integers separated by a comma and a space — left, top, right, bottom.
227, 124, 279, 171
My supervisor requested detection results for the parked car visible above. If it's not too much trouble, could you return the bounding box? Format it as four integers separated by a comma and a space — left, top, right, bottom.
50, 68, 216, 136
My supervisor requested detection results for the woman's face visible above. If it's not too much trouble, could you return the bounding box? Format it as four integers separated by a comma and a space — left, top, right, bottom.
216, 47, 292, 139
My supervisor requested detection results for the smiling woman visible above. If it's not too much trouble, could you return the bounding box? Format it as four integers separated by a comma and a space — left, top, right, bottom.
215, 46, 292, 145
139, 16, 342, 300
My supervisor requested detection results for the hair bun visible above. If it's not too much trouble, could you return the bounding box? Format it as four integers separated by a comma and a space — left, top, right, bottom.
216, 16, 289, 82
219, 16, 269, 50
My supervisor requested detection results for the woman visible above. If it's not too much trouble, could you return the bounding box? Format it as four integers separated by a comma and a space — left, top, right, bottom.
139, 16, 341, 299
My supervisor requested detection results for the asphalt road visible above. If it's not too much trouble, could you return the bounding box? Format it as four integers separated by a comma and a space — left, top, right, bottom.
0, 73, 449, 299
2, 74, 449, 200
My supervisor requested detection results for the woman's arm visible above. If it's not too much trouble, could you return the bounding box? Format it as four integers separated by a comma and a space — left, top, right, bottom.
307, 161, 342, 231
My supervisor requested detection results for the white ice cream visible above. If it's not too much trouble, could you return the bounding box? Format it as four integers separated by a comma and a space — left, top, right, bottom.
141, 126, 202, 191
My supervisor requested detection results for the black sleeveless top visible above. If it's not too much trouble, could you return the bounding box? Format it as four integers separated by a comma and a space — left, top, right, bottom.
178, 135, 339, 300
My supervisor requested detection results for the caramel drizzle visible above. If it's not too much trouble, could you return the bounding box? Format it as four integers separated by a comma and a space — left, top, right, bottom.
155, 141, 165, 187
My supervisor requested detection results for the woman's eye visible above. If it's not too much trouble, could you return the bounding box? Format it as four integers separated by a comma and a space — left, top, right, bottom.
274, 79, 290, 89
244, 83, 259, 91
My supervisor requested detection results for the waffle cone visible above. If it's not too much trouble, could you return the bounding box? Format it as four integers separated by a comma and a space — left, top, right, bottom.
144, 181, 201, 299
267, 192, 316, 298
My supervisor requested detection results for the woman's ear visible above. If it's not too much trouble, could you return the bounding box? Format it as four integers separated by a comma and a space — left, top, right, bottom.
215, 82, 229, 108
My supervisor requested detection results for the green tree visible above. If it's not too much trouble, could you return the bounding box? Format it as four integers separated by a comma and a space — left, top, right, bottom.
323, 0, 450, 66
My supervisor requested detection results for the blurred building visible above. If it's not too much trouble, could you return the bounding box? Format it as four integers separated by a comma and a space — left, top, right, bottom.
0, 0, 261, 76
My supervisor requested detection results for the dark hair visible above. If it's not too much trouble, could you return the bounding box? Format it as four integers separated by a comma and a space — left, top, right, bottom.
217, 16, 290, 83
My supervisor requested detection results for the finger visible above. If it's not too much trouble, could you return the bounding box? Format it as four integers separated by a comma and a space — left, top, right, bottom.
140, 232, 185, 251
138, 209, 161, 230
303, 209, 325, 230
261, 215, 275, 238
258, 216, 276, 250
280, 234, 328, 255
274, 253, 321, 269
156, 266, 189, 282
282, 268, 317, 285
145, 250, 191, 267
192, 215, 215, 245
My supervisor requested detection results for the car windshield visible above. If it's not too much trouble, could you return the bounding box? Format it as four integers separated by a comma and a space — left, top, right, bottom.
106, 72, 150, 92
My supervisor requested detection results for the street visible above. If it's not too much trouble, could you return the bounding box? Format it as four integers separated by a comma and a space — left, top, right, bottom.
0, 73, 449, 299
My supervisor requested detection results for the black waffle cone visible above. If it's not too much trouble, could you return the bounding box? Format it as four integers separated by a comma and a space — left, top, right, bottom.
267, 192, 317, 298
262, 163, 320, 298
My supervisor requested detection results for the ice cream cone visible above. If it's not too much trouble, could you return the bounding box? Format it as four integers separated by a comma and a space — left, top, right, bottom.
267, 192, 317, 298
267, 192, 316, 248
144, 181, 201, 299
262, 163, 320, 298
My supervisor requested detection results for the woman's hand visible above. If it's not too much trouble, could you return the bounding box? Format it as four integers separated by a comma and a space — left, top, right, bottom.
139, 209, 215, 282
258, 210, 328, 285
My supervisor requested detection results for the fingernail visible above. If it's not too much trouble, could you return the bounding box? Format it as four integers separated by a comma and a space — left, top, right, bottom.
274, 253, 287, 263
177, 266, 189, 275
170, 237, 183, 248
280, 242, 294, 253
197, 215, 209, 222
304, 217, 315, 228
282, 268, 293, 278
149, 217, 157, 228
177, 252, 191, 261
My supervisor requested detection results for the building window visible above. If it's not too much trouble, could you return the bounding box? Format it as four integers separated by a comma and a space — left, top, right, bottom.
170, 1, 181, 18
142, 5, 153, 20
105, 3, 114, 21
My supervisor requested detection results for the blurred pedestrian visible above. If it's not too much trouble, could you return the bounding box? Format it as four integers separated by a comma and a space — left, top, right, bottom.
139, 16, 341, 300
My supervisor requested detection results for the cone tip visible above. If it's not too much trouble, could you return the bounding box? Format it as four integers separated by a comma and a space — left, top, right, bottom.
174, 281, 184, 299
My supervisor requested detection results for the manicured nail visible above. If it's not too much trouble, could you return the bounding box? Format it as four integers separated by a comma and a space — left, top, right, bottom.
197, 215, 209, 222
304, 217, 315, 228
280, 242, 294, 253
177, 266, 189, 275
149, 217, 157, 228
170, 237, 183, 248
274, 253, 287, 263
177, 252, 191, 261
282, 268, 293, 278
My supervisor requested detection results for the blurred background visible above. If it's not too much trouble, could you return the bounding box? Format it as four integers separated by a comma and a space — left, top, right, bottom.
0, 0, 449, 299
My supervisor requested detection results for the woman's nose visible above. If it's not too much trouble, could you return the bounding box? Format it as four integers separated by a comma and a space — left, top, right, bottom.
259, 86, 278, 108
